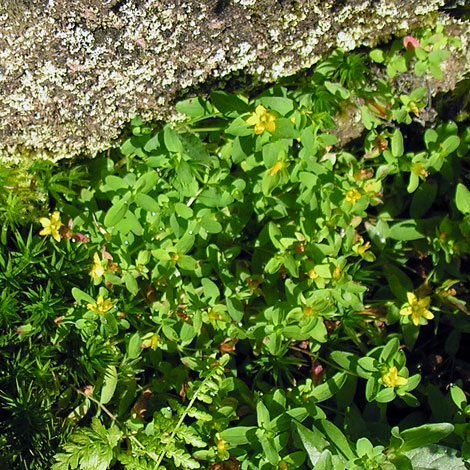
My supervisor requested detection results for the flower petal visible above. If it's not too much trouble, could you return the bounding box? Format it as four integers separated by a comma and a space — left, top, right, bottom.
52, 230, 61, 243
39, 217, 51, 228
246, 114, 259, 126
422, 309, 434, 320
395, 376, 408, 386
418, 296, 431, 308
265, 120, 276, 133
399, 306, 412, 317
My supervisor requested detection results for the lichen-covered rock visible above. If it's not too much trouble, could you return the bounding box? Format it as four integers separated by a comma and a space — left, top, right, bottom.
0, 0, 456, 162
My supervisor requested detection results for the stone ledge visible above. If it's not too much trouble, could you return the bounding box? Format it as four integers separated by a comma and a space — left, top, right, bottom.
0, 0, 456, 163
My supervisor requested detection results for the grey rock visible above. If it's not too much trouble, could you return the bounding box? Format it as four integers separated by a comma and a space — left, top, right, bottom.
0, 0, 461, 162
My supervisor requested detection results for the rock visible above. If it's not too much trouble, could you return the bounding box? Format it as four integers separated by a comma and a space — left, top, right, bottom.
0, 0, 462, 163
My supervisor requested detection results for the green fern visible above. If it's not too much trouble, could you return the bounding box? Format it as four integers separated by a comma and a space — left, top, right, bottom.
51, 418, 122, 470
118, 454, 156, 470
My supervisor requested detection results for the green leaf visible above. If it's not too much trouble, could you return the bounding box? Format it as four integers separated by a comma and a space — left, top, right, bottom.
370, 49, 385, 63
100, 365, 118, 404
385, 264, 414, 303
375, 387, 396, 403
180, 322, 196, 344
389, 220, 425, 241
102, 310, 118, 336
265, 256, 283, 274
272, 118, 297, 139
133, 171, 159, 194
175, 233, 195, 254
163, 125, 184, 153
226, 297, 243, 322
291, 420, 328, 466
198, 187, 234, 207
258, 96, 294, 115
260, 434, 279, 465
309, 372, 347, 403
135, 193, 159, 213
405, 444, 466, 470
361, 106, 381, 130
283, 254, 299, 277
324, 81, 350, 100
225, 116, 253, 136
314, 450, 334, 470
201, 278, 220, 301
200, 215, 222, 234
398, 423, 454, 452
176, 96, 210, 118
219, 426, 257, 445
380, 337, 399, 363
175, 202, 194, 219
390, 454, 413, 470
391, 129, 404, 157
320, 420, 355, 460
257, 401, 271, 429
128, 333, 142, 359
441, 135, 460, 155
122, 271, 139, 296
407, 173, 420, 194
104, 175, 129, 191
104, 199, 128, 227
72, 287, 95, 305
144, 131, 163, 152
455, 183, 470, 214
180, 133, 211, 166
262, 141, 286, 168
177, 254, 197, 271
449, 384, 467, 410
120, 135, 148, 156
410, 182, 437, 218
212, 91, 250, 115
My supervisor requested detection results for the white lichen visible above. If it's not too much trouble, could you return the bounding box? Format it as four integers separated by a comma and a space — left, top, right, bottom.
0, 0, 461, 163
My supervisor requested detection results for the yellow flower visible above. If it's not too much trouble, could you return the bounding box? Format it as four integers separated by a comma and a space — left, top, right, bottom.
411, 162, 428, 179
39, 211, 62, 242
357, 241, 371, 255
246, 105, 276, 135
345, 188, 361, 204
89, 252, 105, 280
87, 295, 115, 314
382, 366, 408, 388
308, 269, 318, 280
400, 292, 434, 326
269, 160, 285, 176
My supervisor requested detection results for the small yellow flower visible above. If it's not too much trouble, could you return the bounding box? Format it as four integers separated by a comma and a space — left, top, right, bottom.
411, 162, 428, 179
89, 252, 105, 280
333, 265, 341, 280
409, 101, 421, 117
39, 211, 62, 242
269, 160, 285, 176
382, 366, 408, 388
308, 269, 318, 280
357, 241, 371, 255
246, 104, 276, 135
400, 292, 434, 326
345, 188, 362, 204
87, 295, 115, 314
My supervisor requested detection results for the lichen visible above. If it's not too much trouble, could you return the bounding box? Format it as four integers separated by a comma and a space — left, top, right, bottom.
0, 0, 460, 163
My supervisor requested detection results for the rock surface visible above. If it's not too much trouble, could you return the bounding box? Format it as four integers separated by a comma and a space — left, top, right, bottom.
0, 0, 459, 162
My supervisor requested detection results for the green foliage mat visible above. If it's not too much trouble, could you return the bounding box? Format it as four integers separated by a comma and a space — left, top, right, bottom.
1, 23, 470, 470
